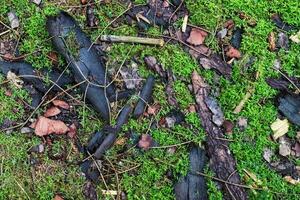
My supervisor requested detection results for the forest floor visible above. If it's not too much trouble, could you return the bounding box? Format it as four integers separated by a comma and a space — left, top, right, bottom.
0, 0, 300, 199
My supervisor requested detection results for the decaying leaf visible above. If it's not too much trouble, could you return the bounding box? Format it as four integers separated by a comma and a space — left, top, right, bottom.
271, 118, 289, 140
147, 104, 160, 116
186, 28, 208, 46
44, 106, 61, 117
68, 123, 77, 138
277, 32, 289, 50
278, 136, 291, 157
226, 46, 241, 58
52, 100, 70, 110
263, 148, 274, 163
198, 54, 232, 78
284, 176, 300, 185
83, 181, 98, 200
34, 116, 70, 136
290, 30, 300, 44
120, 62, 141, 89
222, 120, 234, 134
7, 71, 23, 88
138, 134, 154, 150
54, 194, 64, 200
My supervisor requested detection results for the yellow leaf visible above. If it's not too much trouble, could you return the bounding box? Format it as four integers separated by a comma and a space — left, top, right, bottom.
290, 30, 300, 44
271, 118, 289, 140
284, 176, 300, 185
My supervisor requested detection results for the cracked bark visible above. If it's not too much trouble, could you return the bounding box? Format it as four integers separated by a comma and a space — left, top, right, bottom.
191, 71, 247, 200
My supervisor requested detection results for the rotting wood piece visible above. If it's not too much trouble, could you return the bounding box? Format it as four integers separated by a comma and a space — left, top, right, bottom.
191, 71, 247, 200
47, 11, 115, 121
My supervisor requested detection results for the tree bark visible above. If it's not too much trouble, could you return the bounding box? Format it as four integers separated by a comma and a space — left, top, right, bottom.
191, 71, 247, 200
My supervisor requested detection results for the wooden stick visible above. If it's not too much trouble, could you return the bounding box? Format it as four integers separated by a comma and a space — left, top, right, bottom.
233, 88, 254, 114
99, 35, 165, 46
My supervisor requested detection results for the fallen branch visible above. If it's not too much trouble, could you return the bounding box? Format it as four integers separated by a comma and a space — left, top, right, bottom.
100, 35, 165, 46
191, 71, 247, 200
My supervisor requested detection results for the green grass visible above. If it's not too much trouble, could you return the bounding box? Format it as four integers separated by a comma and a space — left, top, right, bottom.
1, 0, 300, 199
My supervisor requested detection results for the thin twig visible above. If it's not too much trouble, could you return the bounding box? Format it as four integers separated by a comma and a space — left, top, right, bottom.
88, 5, 134, 51
273, 67, 300, 93
196, 171, 286, 195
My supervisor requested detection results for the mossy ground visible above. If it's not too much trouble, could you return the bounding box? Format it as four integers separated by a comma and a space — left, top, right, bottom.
0, 0, 300, 199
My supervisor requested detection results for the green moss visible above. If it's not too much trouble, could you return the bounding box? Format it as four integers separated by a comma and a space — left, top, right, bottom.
1, 0, 300, 199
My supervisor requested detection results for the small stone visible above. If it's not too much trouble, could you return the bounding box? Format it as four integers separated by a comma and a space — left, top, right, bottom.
7, 11, 19, 29
279, 137, 291, 157
21, 127, 33, 134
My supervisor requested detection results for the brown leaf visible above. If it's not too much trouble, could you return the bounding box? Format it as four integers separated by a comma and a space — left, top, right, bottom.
34, 116, 69, 136
188, 104, 196, 113
224, 19, 235, 29
81, 0, 87, 5
52, 100, 70, 110
223, 120, 234, 134
5, 90, 12, 97
268, 32, 276, 51
186, 28, 208, 46
68, 123, 77, 138
138, 134, 154, 150
54, 194, 64, 200
188, 45, 211, 59
48, 51, 58, 66
44, 106, 61, 117
226, 46, 241, 59
147, 104, 160, 115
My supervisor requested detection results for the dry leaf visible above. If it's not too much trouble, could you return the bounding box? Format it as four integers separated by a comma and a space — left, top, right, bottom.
52, 100, 70, 110
224, 19, 235, 29
138, 134, 154, 150
147, 104, 160, 115
290, 31, 300, 44
54, 194, 64, 200
34, 116, 69, 136
284, 176, 300, 185
7, 71, 23, 88
186, 28, 208, 46
271, 118, 289, 140
44, 106, 61, 117
226, 46, 241, 58
68, 123, 77, 138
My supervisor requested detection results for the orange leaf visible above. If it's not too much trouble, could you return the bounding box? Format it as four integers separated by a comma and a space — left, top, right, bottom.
52, 100, 70, 110
186, 28, 208, 46
44, 106, 61, 117
34, 116, 69, 136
